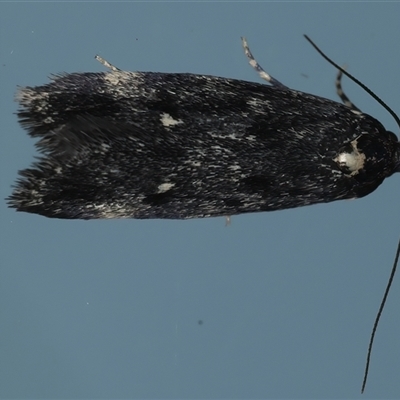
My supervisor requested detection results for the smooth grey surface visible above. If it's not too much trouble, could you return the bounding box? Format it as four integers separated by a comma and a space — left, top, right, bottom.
1, 2, 400, 399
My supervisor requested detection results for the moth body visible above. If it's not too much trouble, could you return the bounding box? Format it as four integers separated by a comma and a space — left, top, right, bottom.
8, 55, 400, 219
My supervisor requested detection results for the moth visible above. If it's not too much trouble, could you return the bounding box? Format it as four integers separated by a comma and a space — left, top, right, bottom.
8, 38, 400, 220
8, 36, 400, 392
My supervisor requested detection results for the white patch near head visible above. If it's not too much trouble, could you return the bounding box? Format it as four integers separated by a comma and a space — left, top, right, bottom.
160, 113, 183, 127
334, 138, 366, 176
157, 182, 175, 193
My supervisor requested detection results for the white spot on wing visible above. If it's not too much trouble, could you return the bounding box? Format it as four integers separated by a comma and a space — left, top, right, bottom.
157, 182, 175, 193
160, 113, 183, 127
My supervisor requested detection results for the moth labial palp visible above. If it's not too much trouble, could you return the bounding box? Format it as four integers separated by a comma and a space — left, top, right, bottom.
94, 55, 120, 72
241, 37, 287, 88
335, 68, 361, 112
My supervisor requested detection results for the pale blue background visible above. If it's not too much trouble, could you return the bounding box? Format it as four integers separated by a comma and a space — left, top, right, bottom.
1, 2, 400, 399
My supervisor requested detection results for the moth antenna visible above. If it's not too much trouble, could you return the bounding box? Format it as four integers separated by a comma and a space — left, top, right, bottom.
361, 238, 400, 393
241, 37, 288, 88
304, 35, 400, 130
95, 55, 121, 72
335, 68, 361, 112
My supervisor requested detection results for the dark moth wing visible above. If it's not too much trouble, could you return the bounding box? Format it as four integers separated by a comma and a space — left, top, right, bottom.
8, 71, 400, 219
